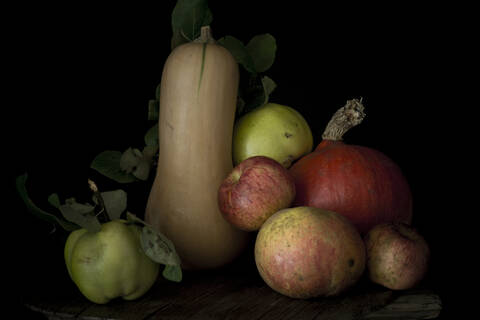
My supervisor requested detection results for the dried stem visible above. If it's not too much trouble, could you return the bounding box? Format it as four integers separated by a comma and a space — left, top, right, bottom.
322, 98, 366, 141
88, 179, 109, 223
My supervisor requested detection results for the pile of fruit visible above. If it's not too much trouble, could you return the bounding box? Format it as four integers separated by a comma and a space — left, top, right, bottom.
144, 18, 429, 299
17, 0, 430, 305
218, 99, 429, 299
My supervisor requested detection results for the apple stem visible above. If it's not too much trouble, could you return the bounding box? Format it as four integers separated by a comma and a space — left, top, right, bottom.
322, 98, 366, 141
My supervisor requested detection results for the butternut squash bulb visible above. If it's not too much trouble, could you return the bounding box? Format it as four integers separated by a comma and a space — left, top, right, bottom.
145, 27, 249, 269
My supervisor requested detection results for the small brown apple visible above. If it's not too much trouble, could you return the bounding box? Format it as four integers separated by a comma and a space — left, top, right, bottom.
218, 156, 295, 231
255, 206, 366, 299
364, 222, 430, 290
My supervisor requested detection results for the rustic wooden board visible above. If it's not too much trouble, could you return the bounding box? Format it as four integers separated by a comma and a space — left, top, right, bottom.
23, 251, 442, 320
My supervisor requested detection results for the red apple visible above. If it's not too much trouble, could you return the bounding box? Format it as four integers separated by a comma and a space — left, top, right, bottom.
218, 156, 295, 231
364, 223, 430, 290
255, 206, 366, 299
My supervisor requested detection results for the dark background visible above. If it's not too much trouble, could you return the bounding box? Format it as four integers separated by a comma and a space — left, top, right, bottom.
8, 1, 473, 318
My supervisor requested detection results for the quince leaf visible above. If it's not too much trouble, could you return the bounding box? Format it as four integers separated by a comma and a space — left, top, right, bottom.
119, 148, 143, 173
59, 199, 101, 233
148, 99, 159, 121
126, 212, 182, 282
95, 189, 127, 221
48, 193, 61, 209
132, 159, 151, 181
16, 174, 79, 232
163, 265, 182, 282
141, 225, 181, 267
144, 124, 159, 147
90, 151, 137, 184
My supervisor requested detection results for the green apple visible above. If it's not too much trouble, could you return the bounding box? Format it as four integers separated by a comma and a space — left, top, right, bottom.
233, 103, 313, 168
64, 220, 159, 304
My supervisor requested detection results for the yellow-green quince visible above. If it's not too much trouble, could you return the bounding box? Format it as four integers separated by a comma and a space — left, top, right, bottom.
233, 103, 313, 168
64, 220, 159, 304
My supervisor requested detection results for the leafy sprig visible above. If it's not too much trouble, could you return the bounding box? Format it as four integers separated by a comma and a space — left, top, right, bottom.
16, 173, 182, 282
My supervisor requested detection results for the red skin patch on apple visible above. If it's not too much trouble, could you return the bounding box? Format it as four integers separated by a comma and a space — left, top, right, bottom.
218, 156, 295, 231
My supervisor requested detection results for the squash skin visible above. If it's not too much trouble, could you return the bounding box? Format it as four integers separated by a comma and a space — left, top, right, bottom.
145, 40, 249, 269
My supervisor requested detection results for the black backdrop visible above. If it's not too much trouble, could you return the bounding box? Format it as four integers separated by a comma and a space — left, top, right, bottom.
9, 1, 471, 318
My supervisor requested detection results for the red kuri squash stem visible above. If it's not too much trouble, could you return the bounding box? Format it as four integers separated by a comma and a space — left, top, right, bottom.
322, 98, 366, 141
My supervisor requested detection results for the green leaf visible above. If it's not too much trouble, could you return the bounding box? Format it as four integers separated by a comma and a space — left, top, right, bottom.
126, 212, 182, 282
119, 147, 156, 181
97, 190, 127, 221
119, 148, 143, 174
16, 174, 79, 232
142, 145, 158, 160
261, 76, 277, 105
48, 193, 61, 209
148, 99, 159, 121
155, 83, 161, 100
236, 96, 246, 116
132, 159, 151, 181
163, 265, 182, 282
144, 124, 159, 147
91, 151, 137, 184
126, 211, 145, 225
241, 74, 266, 114
246, 34, 276, 73
218, 36, 255, 73
141, 225, 181, 266
171, 0, 213, 50
59, 199, 101, 233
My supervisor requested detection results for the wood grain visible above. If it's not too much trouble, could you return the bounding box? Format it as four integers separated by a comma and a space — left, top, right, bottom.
23, 254, 441, 320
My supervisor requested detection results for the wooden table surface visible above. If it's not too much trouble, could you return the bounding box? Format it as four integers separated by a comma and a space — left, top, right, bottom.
22, 246, 442, 320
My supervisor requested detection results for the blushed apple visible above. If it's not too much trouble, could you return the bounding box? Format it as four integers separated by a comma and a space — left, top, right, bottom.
364, 222, 430, 290
255, 206, 366, 299
218, 156, 295, 231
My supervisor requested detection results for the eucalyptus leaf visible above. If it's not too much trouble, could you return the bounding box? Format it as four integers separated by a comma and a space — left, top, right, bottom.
246, 34, 276, 73
16, 174, 79, 232
59, 200, 101, 233
171, 0, 212, 50
218, 36, 255, 73
91, 151, 137, 184
97, 190, 127, 221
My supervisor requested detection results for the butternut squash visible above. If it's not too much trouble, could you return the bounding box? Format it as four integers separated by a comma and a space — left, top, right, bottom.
145, 27, 249, 269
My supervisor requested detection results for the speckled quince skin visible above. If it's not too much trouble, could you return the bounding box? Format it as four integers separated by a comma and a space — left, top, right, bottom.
64, 220, 159, 304
233, 103, 313, 168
